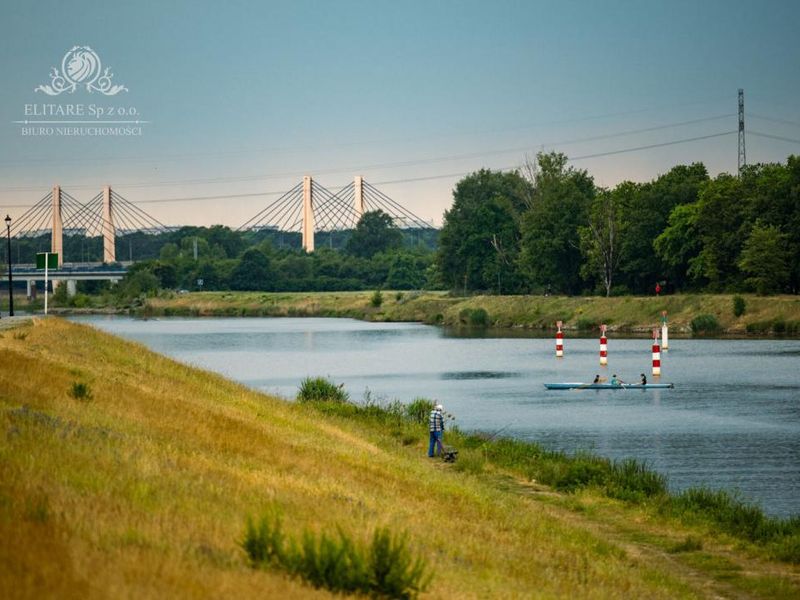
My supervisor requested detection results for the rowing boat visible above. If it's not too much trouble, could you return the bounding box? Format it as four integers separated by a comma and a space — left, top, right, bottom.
544, 382, 675, 390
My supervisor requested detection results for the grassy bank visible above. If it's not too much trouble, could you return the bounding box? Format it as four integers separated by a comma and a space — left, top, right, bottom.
1, 318, 799, 598
133, 290, 800, 336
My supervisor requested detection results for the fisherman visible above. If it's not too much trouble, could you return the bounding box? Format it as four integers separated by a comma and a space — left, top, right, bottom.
640, 373, 647, 385
428, 403, 445, 458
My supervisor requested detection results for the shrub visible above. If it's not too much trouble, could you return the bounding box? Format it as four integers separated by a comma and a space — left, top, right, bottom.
368, 527, 429, 599
68, 381, 92, 401
293, 529, 367, 592
242, 513, 287, 566
404, 398, 435, 425
458, 308, 489, 327
70, 293, 92, 308
297, 377, 349, 403
370, 290, 383, 308
575, 317, 598, 330
242, 515, 429, 598
606, 458, 667, 501
690, 314, 721, 335
746, 320, 772, 334
468, 308, 489, 326
769, 534, 800, 563
732, 295, 746, 317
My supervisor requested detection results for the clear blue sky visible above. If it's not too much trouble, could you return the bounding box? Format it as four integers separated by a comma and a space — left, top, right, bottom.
1, 0, 799, 226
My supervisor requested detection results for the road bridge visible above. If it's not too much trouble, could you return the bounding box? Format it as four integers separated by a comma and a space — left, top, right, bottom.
1, 263, 128, 297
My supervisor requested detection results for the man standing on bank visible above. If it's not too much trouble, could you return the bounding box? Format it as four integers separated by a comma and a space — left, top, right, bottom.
428, 403, 445, 458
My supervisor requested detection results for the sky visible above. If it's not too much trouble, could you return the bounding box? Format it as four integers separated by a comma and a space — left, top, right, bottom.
1, 0, 799, 228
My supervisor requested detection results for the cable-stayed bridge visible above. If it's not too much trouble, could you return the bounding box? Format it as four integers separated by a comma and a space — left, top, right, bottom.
2, 176, 434, 293
238, 176, 433, 252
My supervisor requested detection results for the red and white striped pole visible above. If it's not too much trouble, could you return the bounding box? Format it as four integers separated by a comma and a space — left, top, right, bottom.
652, 328, 661, 377
556, 321, 564, 357
600, 324, 608, 365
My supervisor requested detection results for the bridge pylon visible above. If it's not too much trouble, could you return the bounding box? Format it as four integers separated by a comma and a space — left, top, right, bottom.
51, 185, 63, 266
102, 185, 116, 263
353, 175, 364, 221
302, 175, 315, 252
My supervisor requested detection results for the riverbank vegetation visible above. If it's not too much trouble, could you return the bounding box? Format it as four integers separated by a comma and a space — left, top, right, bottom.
129, 290, 800, 336
1, 318, 799, 597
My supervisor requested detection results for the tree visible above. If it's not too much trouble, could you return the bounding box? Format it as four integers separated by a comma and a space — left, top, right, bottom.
654, 202, 702, 291
580, 184, 630, 296
152, 261, 178, 289
738, 222, 791, 294
230, 248, 272, 291
518, 152, 595, 294
205, 225, 246, 259
617, 163, 708, 293
437, 169, 532, 292
345, 210, 403, 258
385, 252, 426, 289
689, 174, 747, 290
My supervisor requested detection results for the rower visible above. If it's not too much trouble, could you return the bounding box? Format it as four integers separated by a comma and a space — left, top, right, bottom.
610, 374, 625, 386
640, 373, 647, 385
593, 374, 601, 384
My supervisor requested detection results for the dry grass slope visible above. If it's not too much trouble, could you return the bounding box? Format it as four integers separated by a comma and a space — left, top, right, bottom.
0, 318, 797, 598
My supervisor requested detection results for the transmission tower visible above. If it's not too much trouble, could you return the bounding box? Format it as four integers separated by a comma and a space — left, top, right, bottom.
738, 88, 746, 175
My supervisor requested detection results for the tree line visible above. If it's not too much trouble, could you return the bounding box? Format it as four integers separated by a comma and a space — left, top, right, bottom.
436, 153, 800, 295
106, 212, 437, 298
8, 152, 798, 298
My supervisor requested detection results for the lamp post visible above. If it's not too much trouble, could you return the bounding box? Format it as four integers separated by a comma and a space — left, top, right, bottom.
5, 215, 13, 317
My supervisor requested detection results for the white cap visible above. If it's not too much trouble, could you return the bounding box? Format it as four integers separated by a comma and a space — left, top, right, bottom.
435, 404, 443, 411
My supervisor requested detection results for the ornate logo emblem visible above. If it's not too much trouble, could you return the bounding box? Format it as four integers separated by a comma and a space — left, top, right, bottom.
35, 46, 127, 96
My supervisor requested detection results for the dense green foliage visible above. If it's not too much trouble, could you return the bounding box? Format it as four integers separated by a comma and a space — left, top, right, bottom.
297, 377, 349, 403
437, 169, 533, 294
438, 153, 800, 295
242, 514, 429, 598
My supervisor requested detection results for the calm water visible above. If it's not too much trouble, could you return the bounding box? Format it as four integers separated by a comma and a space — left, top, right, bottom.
74, 316, 800, 517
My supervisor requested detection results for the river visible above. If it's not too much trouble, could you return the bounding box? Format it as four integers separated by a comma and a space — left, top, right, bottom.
74, 315, 800, 517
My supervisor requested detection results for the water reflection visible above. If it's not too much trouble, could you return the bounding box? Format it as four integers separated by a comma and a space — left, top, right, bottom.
440, 371, 521, 380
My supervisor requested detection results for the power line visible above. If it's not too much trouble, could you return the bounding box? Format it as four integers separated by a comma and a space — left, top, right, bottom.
0, 114, 737, 193
748, 114, 800, 129
0, 96, 731, 168
0, 129, 749, 211
749, 131, 800, 145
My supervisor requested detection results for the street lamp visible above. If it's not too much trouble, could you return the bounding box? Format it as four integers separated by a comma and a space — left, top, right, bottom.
5, 215, 13, 317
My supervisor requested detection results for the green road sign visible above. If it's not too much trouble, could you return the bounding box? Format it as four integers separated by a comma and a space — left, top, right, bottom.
36, 253, 59, 269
